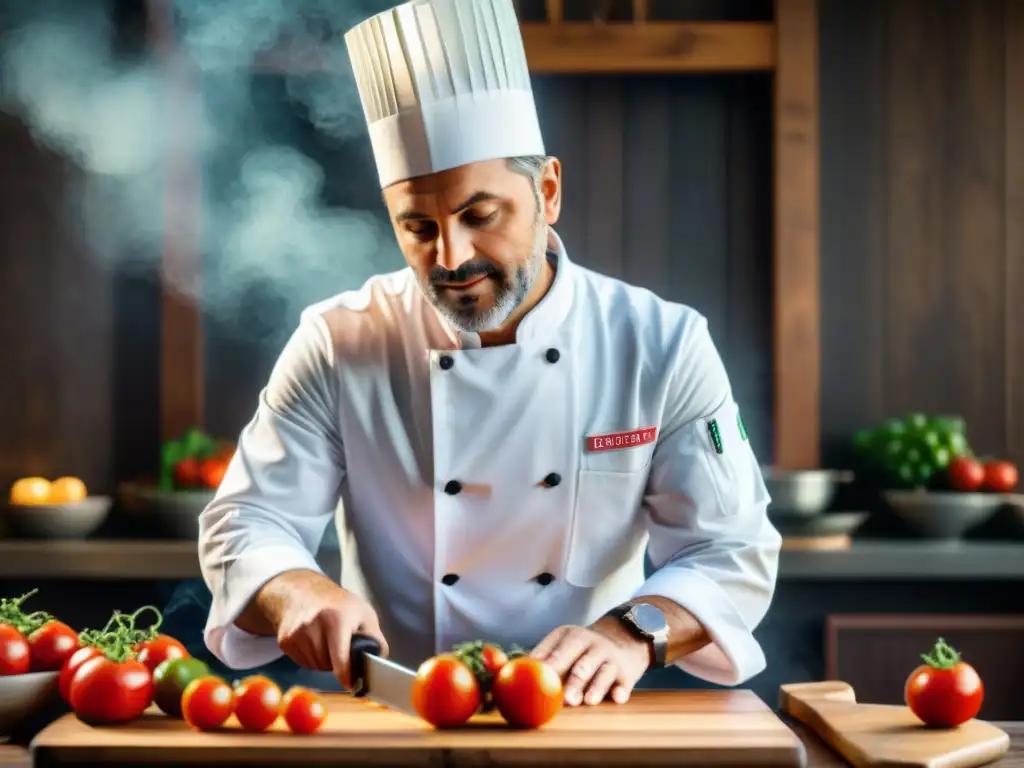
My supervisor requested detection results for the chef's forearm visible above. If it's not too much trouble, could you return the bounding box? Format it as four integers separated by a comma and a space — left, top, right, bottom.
233, 568, 328, 636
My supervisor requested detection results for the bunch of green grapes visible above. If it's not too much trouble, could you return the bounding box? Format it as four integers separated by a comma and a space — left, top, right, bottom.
852, 413, 972, 489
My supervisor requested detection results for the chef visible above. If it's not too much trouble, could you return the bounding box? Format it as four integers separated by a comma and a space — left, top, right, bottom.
199, 0, 781, 708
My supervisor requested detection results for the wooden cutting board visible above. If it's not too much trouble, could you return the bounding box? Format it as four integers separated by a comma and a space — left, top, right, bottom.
780, 680, 1010, 768
31, 689, 806, 766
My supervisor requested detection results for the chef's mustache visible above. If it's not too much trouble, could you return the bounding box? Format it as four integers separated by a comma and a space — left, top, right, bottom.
429, 260, 503, 286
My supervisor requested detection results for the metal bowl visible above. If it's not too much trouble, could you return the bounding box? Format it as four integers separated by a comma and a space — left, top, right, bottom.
761, 468, 854, 517
0, 671, 59, 740
119, 482, 215, 540
2, 496, 111, 539
883, 490, 1004, 540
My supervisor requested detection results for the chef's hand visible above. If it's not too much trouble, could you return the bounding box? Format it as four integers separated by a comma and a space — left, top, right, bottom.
530, 618, 650, 706
259, 568, 389, 689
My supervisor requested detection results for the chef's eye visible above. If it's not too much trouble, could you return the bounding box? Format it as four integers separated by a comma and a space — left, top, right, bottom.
404, 220, 438, 241
461, 208, 497, 228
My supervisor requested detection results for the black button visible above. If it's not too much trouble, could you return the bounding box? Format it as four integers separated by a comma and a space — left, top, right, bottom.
536, 573, 554, 586
442, 573, 460, 586
444, 480, 462, 495
545, 348, 560, 364
439, 354, 454, 370
543, 472, 561, 487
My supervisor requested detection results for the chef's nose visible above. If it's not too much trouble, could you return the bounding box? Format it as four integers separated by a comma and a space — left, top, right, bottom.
436, 222, 475, 272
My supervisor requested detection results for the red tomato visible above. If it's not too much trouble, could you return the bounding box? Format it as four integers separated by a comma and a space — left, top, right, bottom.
0, 623, 30, 676
481, 645, 509, 676
946, 457, 985, 492
492, 657, 563, 729
234, 675, 282, 732
983, 460, 1019, 493
411, 654, 481, 728
69, 656, 154, 725
29, 621, 81, 672
173, 458, 203, 488
182, 676, 234, 731
904, 638, 984, 727
60, 646, 104, 701
282, 686, 328, 734
199, 458, 229, 489
136, 635, 188, 672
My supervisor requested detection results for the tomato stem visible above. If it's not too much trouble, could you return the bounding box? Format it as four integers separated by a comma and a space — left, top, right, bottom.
921, 637, 962, 670
76, 605, 165, 663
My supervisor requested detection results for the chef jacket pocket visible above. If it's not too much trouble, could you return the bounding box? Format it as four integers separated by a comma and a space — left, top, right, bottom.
564, 468, 648, 588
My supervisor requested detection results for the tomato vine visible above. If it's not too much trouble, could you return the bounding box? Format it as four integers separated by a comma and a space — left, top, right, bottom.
920, 637, 963, 670
78, 605, 164, 663
0, 589, 54, 635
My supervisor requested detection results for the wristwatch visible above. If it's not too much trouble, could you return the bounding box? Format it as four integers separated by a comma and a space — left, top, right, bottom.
604, 603, 668, 668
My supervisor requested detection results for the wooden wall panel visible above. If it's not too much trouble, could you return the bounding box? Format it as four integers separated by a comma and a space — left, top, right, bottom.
819, 0, 1024, 471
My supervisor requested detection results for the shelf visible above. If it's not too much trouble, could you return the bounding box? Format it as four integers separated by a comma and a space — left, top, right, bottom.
2, 540, 1024, 581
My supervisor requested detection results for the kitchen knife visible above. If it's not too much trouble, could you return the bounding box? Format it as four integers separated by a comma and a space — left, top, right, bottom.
349, 633, 418, 717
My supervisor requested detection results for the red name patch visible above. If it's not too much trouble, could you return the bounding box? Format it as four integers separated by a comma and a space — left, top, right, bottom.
586, 427, 658, 453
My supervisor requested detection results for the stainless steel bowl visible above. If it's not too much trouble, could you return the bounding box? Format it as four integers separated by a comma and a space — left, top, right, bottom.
884, 490, 1003, 540
761, 468, 854, 517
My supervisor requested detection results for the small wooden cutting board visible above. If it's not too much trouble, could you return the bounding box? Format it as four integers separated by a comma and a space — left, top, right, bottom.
779, 680, 1010, 768
31, 689, 806, 767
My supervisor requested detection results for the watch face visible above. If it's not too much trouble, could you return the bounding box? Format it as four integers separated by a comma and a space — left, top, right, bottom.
631, 604, 667, 635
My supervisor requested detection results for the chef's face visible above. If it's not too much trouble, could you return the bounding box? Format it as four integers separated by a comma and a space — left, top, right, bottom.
383, 157, 562, 333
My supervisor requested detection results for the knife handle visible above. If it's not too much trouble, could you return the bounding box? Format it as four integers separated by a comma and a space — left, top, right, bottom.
349, 633, 382, 698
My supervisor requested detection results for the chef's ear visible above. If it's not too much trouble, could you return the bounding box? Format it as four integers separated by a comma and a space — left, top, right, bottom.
540, 157, 562, 225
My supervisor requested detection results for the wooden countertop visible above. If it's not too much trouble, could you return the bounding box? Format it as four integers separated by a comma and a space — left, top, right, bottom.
2, 539, 1024, 580
5, 720, 1022, 767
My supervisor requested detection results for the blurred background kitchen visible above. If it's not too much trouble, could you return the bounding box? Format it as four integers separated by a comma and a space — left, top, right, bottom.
1, 0, 1023, 722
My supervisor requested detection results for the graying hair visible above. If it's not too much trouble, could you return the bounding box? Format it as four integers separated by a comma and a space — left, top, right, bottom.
506, 155, 549, 212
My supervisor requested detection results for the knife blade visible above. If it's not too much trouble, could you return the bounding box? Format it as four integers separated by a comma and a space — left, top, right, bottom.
349, 633, 419, 717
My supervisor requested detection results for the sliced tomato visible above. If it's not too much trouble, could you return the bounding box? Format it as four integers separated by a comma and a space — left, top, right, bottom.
0, 623, 30, 676
136, 635, 188, 672
29, 621, 81, 672
182, 676, 234, 731
282, 687, 327, 734
492, 657, 563, 729
411, 654, 481, 728
69, 656, 154, 725
60, 646, 104, 701
234, 675, 283, 732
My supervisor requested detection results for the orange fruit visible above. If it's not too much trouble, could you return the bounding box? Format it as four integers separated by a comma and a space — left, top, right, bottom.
49, 477, 88, 503
10, 477, 52, 506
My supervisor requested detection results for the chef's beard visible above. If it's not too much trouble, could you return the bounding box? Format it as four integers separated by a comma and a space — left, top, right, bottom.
422, 215, 548, 333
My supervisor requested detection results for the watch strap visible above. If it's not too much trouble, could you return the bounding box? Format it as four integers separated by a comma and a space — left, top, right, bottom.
603, 604, 668, 668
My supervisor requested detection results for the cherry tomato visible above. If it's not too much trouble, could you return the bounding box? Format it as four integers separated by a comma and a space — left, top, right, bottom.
136, 635, 188, 672
69, 656, 154, 725
181, 676, 234, 731
173, 458, 203, 488
983, 460, 1019, 493
29, 621, 81, 672
282, 686, 328, 734
234, 675, 282, 732
411, 654, 481, 728
0, 623, 30, 676
481, 645, 509, 676
492, 657, 563, 729
60, 646, 104, 701
199, 458, 229, 490
946, 457, 985, 492
905, 638, 984, 727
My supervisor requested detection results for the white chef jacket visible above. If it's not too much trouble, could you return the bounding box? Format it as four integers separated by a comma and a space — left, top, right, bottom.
199, 229, 781, 687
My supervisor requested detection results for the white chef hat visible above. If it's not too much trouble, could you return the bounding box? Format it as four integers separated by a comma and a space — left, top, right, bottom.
344, 0, 546, 189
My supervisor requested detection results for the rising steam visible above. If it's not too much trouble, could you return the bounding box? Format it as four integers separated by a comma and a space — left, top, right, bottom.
0, 0, 401, 329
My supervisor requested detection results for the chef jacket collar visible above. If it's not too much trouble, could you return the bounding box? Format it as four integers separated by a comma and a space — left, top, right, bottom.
446, 228, 576, 352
